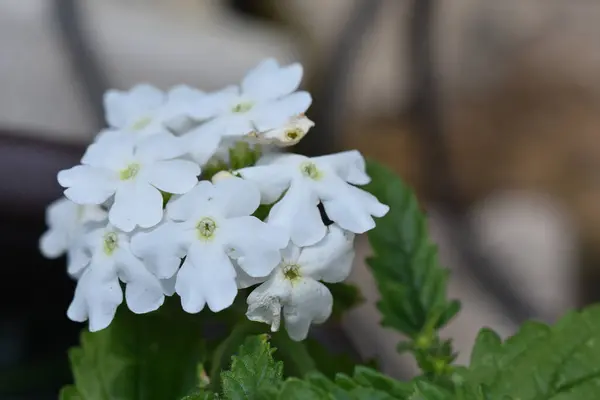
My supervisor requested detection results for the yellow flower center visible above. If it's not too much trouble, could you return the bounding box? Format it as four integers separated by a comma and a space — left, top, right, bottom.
231, 101, 254, 113
196, 217, 217, 240
103, 232, 119, 255
299, 161, 322, 180
119, 163, 140, 181
282, 264, 301, 282
130, 116, 153, 131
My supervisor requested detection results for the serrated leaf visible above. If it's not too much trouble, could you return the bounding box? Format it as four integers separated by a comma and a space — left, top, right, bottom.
352, 366, 413, 398
364, 160, 459, 339
277, 378, 331, 399
63, 298, 206, 400
221, 335, 284, 399
461, 304, 600, 399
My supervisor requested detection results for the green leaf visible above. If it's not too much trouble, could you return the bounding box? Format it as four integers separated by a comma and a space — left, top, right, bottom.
59, 385, 83, 400
364, 160, 460, 339
460, 304, 600, 399
221, 335, 284, 399
64, 298, 206, 400
277, 378, 330, 399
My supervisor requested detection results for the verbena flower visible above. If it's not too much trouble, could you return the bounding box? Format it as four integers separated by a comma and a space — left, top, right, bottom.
131, 178, 288, 314
245, 115, 314, 147
182, 59, 311, 163
58, 132, 200, 232
67, 223, 167, 332
39, 197, 107, 276
246, 224, 355, 341
104, 84, 205, 137
238, 150, 389, 246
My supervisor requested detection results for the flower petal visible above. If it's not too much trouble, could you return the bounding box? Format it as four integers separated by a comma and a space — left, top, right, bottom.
224, 216, 287, 277
104, 84, 164, 128
109, 181, 163, 232
146, 160, 200, 194
39, 230, 68, 259
130, 221, 188, 279
81, 131, 136, 169
136, 133, 185, 162
175, 243, 237, 313
297, 224, 355, 282
67, 262, 123, 332
182, 123, 223, 165
59, 166, 118, 205
322, 184, 389, 234
246, 272, 291, 332
116, 250, 165, 314
284, 278, 333, 341
66, 244, 91, 277
188, 85, 239, 120
242, 59, 303, 101
268, 179, 326, 247
252, 92, 312, 132
312, 150, 370, 185
236, 165, 292, 204
212, 177, 261, 217
167, 181, 214, 221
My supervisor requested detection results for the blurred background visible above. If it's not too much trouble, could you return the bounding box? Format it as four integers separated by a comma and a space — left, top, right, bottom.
3, 0, 600, 397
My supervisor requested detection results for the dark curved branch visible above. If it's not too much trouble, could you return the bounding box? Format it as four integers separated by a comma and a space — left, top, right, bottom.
52, 0, 109, 132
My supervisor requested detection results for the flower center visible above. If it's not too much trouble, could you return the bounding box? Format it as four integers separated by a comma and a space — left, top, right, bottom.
231, 101, 254, 113
299, 161, 322, 180
285, 128, 303, 141
131, 116, 153, 131
282, 264, 301, 282
196, 217, 217, 240
119, 163, 140, 181
103, 232, 119, 255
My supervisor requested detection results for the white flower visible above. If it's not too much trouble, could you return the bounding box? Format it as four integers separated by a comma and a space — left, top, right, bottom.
246, 115, 314, 147
183, 59, 311, 162
39, 197, 107, 276
58, 132, 200, 232
104, 84, 205, 136
67, 223, 166, 332
130, 177, 289, 314
237, 150, 389, 246
246, 224, 355, 341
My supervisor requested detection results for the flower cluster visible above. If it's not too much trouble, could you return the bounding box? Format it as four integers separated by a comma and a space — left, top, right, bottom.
40, 58, 389, 340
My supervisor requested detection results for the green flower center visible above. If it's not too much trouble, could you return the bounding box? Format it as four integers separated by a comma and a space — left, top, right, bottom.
299, 161, 322, 180
285, 128, 303, 141
131, 116, 153, 131
231, 101, 254, 113
103, 232, 119, 255
282, 264, 301, 282
120, 163, 140, 181
196, 217, 217, 240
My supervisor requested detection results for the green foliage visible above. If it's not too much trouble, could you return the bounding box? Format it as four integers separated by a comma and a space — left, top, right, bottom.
455, 304, 600, 400
62, 299, 206, 400
363, 160, 460, 377
326, 282, 364, 320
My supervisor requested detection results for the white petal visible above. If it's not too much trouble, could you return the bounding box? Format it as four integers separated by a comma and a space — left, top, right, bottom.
220, 114, 255, 138
242, 59, 303, 101
297, 225, 355, 282
116, 250, 165, 314
39, 230, 68, 258
136, 133, 185, 162
255, 116, 314, 147
234, 260, 266, 289
252, 92, 312, 132
283, 278, 333, 341
81, 131, 136, 169
175, 243, 237, 313
246, 273, 291, 332
130, 222, 188, 279
224, 216, 287, 277
45, 197, 77, 227
312, 150, 370, 185
66, 244, 91, 277
109, 182, 163, 232
59, 166, 118, 205
146, 160, 200, 194
67, 262, 123, 332
268, 180, 326, 247
188, 85, 239, 120
321, 183, 389, 234
104, 84, 164, 128
183, 123, 223, 165
236, 165, 292, 204
167, 181, 214, 221
213, 177, 261, 217
160, 275, 177, 296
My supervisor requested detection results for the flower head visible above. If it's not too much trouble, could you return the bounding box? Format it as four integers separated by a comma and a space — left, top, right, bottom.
246, 225, 355, 341
58, 132, 200, 232
238, 150, 389, 246
67, 223, 167, 332
131, 177, 288, 314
